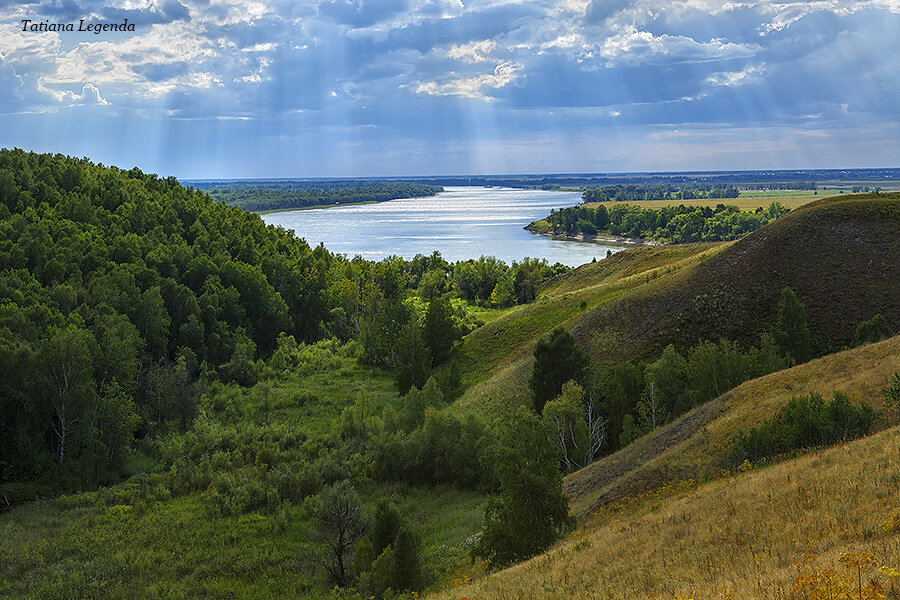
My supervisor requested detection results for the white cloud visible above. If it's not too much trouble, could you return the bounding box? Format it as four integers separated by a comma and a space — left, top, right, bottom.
242, 43, 277, 52
706, 64, 765, 86
37, 81, 110, 105
598, 26, 759, 64
415, 60, 522, 100
23, 22, 224, 102
447, 39, 497, 63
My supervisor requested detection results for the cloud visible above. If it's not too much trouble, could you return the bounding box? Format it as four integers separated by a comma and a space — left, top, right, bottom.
415, 60, 522, 100
584, 0, 632, 24
99, 1, 190, 26
447, 39, 496, 63
598, 26, 760, 65
706, 64, 765, 86
37, 80, 109, 105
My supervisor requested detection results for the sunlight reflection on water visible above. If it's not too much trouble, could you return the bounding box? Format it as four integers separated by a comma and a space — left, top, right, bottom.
262, 186, 627, 267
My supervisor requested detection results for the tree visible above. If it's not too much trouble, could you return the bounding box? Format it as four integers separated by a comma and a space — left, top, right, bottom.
530, 327, 589, 414
43, 324, 97, 464
542, 380, 606, 472
308, 481, 369, 588
370, 501, 402, 556
85, 380, 141, 485
490, 272, 516, 307
645, 344, 690, 416
131, 285, 171, 360
359, 505, 423, 598
883, 371, 900, 422
423, 296, 458, 366
473, 406, 573, 567
92, 312, 141, 397
394, 321, 431, 394
393, 525, 423, 592
397, 376, 443, 433
686, 339, 747, 405
635, 380, 669, 432
772, 287, 814, 364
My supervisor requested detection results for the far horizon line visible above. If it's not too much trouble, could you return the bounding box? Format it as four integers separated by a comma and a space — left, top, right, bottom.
181, 166, 900, 183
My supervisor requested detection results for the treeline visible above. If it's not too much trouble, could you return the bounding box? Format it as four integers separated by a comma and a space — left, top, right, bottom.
0, 150, 562, 495
196, 180, 443, 212
538, 202, 789, 242
525, 288, 879, 469
743, 181, 817, 190
581, 183, 740, 203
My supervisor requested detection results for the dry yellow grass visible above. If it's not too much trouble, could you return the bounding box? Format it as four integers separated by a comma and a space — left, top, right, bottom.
431, 425, 900, 600
565, 334, 900, 517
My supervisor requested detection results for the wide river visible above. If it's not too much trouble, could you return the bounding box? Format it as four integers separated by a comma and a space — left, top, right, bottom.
261, 186, 626, 267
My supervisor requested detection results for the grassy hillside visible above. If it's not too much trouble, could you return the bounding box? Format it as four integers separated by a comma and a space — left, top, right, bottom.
433, 424, 900, 600
451, 193, 899, 417
564, 334, 900, 518
451, 244, 724, 417
572, 194, 900, 362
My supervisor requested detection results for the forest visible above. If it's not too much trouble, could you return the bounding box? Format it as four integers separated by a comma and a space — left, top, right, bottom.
192, 180, 443, 212
0, 150, 566, 494
533, 201, 790, 242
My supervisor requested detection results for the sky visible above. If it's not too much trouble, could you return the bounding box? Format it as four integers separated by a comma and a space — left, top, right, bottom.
0, 0, 899, 178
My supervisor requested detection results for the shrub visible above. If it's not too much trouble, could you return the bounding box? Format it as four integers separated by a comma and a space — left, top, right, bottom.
854, 314, 893, 346
733, 391, 875, 462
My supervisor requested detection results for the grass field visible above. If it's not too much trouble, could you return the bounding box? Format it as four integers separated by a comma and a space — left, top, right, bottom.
582, 189, 826, 212
0, 346, 489, 599
432, 424, 900, 600
0, 484, 486, 599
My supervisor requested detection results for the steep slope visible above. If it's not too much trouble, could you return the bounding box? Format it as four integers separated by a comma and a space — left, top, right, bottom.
572, 193, 900, 362
564, 334, 900, 518
451, 244, 724, 417
434, 425, 900, 600
453, 194, 900, 416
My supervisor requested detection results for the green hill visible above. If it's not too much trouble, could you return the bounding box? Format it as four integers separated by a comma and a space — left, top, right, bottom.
454, 194, 900, 417
573, 194, 900, 361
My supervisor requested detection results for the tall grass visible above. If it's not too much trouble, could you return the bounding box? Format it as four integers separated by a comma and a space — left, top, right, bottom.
432, 426, 900, 600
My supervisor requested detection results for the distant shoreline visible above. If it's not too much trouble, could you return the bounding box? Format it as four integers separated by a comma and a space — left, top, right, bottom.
255, 200, 379, 215
524, 226, 664, 246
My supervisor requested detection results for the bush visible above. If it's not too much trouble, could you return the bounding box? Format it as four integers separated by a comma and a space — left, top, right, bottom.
373, 409, 493, 490
854, 314, 893, 346
733, 391, 875, 462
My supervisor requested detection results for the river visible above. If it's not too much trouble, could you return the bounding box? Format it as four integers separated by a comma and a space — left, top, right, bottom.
261, 186, 627, 267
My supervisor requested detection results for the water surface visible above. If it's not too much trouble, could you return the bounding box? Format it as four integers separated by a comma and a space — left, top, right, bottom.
262, 186, 627, 267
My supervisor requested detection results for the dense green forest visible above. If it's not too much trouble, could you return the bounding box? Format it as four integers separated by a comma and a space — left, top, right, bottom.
530, 201, 790, 242
0, 150, 567, 494
580, 183, 740, 203
192, 180, 443, 212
